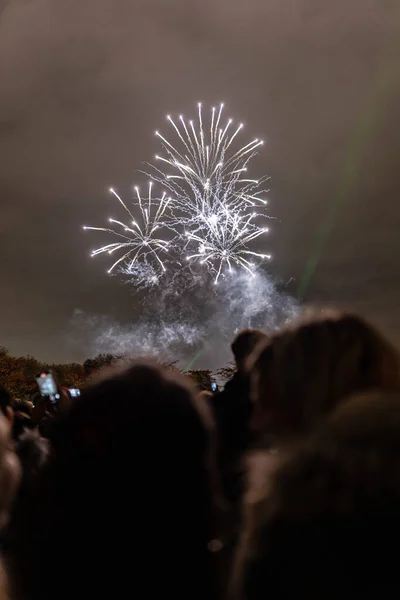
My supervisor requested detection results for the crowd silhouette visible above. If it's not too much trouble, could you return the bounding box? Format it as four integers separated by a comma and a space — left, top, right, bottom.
0, 310, 399, 599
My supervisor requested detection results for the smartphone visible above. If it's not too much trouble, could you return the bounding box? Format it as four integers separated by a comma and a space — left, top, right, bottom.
69, 388, 81, 398
36, 372, 59, 404
211, 382, 217, 392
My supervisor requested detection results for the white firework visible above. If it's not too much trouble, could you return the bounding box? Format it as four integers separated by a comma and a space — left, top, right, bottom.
84, 103, 272, 285
185, 209, 271, 282
149, 103, 271, 283
83, 183, 172, 278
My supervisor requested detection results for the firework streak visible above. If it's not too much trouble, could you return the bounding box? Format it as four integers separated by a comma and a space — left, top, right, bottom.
84, 104, 272, 285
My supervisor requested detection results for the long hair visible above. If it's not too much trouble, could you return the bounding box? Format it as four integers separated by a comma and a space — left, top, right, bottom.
250, 312, 399, 436
236, 391, 400, 599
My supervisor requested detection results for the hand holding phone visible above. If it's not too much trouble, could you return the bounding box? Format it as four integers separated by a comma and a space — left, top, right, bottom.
36, 372, 60, 404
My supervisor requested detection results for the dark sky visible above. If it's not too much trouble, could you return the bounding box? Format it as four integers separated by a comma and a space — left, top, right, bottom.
1, 0, 399, 363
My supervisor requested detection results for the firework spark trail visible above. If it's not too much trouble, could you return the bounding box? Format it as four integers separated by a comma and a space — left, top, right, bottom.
84, 103, 272, 285
152, 105, 268, 217
83, 183, 173, 281
148, 103, 272, 283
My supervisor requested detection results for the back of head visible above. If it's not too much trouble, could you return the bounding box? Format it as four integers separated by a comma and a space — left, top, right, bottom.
250, 312, 400, 437
9, 362, 218, 600
239, 391, 400, 599
232, 330, 267, 372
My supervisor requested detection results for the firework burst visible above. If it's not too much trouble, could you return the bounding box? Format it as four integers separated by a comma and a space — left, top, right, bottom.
185, 211, 271, 282
84, 103, 272, 285
83, 183, 172, 280
152, 104, 268, 215
149, 103, 271, 282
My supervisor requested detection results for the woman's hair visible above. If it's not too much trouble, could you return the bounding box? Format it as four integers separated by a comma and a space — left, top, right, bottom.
250, 311, 400, 436
236, 391, 400, 599
8, 362, 220, 600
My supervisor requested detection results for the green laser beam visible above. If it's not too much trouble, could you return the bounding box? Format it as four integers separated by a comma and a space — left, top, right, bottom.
183, 349, 204, 372
297, 17, 400, 299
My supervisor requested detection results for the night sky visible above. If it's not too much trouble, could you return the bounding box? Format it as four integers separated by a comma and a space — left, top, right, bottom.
1, 0, 399, 363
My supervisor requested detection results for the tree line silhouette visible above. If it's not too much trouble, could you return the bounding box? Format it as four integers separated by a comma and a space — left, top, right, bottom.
0, 346, 235, 399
